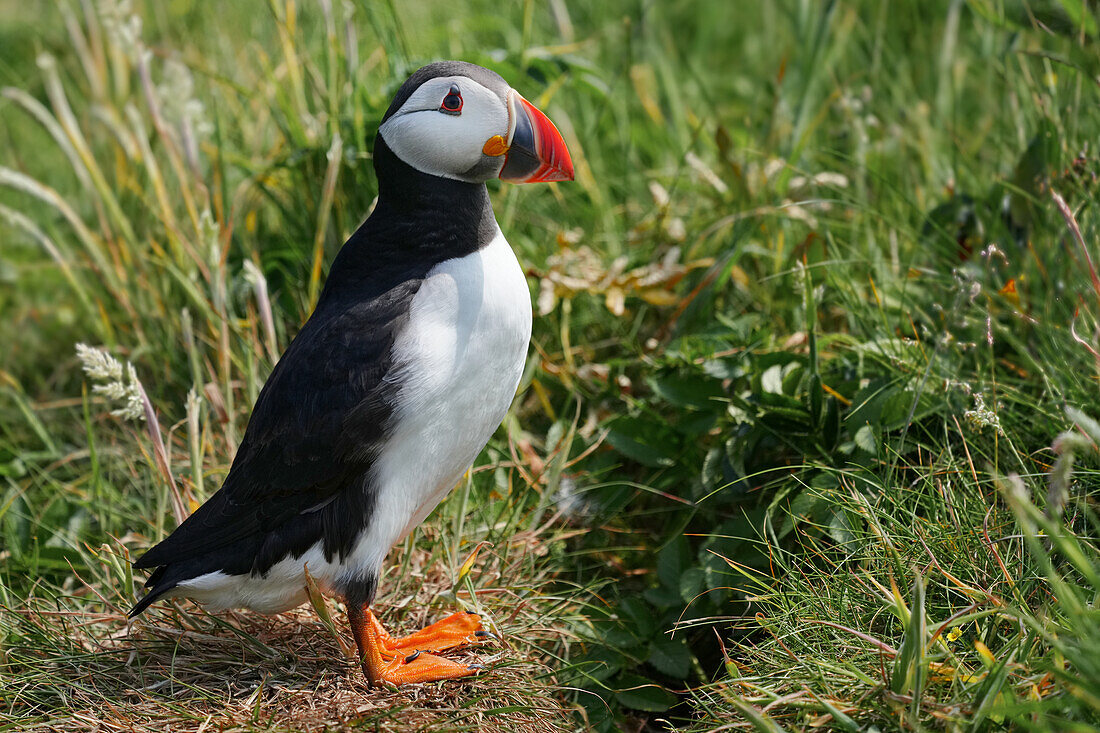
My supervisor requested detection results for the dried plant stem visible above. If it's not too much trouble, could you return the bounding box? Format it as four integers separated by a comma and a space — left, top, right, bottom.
1053, 189, 1100, 371
309, 133, 343, 310
137, 382, 185, 525
1052, 188, 1100, 310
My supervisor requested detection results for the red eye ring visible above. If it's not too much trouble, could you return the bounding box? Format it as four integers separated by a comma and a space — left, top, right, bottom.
440, 84, 463, 115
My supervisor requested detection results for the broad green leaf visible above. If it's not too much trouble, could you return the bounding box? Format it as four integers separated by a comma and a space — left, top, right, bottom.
879, 389, 914, 430
605, 418, 676, 467
827, 508, 858, 545
614, 673, 677, 712
648, 373, 725, 410
761, 364, 785, 394
648, 637, 692, 678
575, 648, 627, 683
657, 535, 691, 589
679, 567, 706, 602
854, 424, 878, 455
789, 491, 821, 525
644, 584, 682, 608
619, 595, 659, 639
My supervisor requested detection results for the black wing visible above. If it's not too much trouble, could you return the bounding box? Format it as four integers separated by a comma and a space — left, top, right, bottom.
130, 280, 419, 609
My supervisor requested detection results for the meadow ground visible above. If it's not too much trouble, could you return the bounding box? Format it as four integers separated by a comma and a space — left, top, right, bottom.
1, 1, 1099, 730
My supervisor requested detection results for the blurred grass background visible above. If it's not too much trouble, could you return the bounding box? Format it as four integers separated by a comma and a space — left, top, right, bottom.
1, 0, 1099, 730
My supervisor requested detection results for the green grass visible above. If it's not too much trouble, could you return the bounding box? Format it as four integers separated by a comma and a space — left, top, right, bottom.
1, 0, 1099, 730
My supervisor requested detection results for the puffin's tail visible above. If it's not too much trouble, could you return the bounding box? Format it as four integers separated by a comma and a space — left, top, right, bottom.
128, 564, 181, 617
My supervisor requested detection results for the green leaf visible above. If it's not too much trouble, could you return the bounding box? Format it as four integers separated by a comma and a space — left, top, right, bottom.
701, 446, 726, 489
590, 617, 641, 649
853, 424, 878, 455
806, 372, 823, 427
1054, 0, 1099, 35
879, 389, 913, 430
679, 567, 706, 602
968, 653, 1014, 731
614, 673, 677, 712
16, 545, 88, 573
1006, 122, 1055, 233
759, 406, 812, 434
575, 648, 626, 683
605, 417, 676, 467
2, 489, 30, 560
781, 364, 804, 396
644, 584, 682, 608
969, 0, 1097, 36
789, 490, 821, 526
648, 373, 725, 410
725, 697, 788, 732
657, 535, 690, 589
847, 377, 901, 426
890, 572, 927, 701
619, 595, 659, 639
0, 457, 26, 478
826, 507, 857, 545
647, 637, 692, 678
822, 396, 840, 450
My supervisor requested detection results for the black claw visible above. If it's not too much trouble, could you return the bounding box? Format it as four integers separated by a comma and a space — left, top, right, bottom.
404, 651, 421, 664
474, 630, 491, 638
465, 611, 480, 617
467, 664, 487, 671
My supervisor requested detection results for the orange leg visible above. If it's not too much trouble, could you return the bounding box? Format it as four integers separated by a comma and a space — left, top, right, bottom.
347, 604, 485, 687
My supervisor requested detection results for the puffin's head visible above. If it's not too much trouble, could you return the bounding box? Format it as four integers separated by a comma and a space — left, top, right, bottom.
377, 61, 574, 185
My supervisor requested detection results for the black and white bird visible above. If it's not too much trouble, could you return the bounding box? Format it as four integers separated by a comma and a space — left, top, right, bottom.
128, 61, 573, 686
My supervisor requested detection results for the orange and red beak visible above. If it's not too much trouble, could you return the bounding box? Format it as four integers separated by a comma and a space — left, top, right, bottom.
498, 92, 574, 184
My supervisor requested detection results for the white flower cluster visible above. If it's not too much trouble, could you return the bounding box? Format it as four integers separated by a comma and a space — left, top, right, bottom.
99, 0, 144, 61
963, 393, 1003, 436
75, 343, 145, 421
156, 60, 214, 140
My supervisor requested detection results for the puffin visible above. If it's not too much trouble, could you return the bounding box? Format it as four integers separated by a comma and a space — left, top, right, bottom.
128, 60, 573, 687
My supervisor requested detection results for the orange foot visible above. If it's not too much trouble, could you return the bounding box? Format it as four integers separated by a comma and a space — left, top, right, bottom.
374, 611, 490, 655
348, 605, 489, 687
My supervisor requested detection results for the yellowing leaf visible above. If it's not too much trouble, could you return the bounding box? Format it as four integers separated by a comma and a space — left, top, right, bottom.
630, 64, 664, 125
639, 289, 680, 306
974, 639, 996, 666
457, 540, 492, 582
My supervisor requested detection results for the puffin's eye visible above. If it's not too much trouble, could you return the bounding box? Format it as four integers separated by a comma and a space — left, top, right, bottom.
440, 85, 463, 115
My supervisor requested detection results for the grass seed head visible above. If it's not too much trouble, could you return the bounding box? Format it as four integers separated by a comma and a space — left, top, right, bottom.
75, 343, 146, 422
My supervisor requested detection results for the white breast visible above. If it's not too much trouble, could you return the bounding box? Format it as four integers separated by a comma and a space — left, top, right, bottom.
175, 228, 531, 614
362, 227, 532, 565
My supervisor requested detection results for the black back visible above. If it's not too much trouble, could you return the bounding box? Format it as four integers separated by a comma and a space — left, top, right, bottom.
130, 62, 500, 615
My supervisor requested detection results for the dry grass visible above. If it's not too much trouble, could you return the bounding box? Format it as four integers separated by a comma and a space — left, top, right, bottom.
2, 538, 580, 732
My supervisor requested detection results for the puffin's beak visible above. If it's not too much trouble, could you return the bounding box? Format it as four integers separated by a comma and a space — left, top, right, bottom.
498, 91, 574, 183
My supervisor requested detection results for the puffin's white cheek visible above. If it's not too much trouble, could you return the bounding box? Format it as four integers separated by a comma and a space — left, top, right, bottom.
380, 103, 508, 182
381, 116, 479, 178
